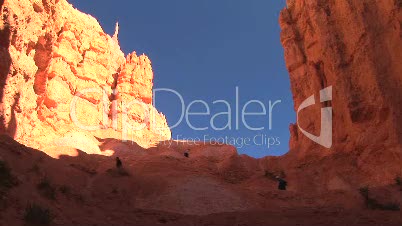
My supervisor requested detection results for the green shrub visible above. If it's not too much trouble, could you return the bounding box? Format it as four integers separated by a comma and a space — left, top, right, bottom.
37, 177, 56, 200
24, 203, 52, 226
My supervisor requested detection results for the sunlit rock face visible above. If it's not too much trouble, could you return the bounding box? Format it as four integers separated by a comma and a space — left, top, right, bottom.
0, 0, 170, 155
280, 0, 401, 184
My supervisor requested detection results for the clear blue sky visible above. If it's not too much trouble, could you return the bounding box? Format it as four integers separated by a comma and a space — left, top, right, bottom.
69, 0, 294, 157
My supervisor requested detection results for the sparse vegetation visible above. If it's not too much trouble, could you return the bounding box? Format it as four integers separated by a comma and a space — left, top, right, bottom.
37, 177, 56, 200
0, 160, 15, 193
24, 203, 53, 226
359, 186, 400, 211
58, 185, 84, 203
379, 202, 400, 211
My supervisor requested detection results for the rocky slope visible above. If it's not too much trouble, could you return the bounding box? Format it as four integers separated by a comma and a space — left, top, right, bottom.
0, 0, 171, 154
280, 0, 401, 185
0, 135, 400, 226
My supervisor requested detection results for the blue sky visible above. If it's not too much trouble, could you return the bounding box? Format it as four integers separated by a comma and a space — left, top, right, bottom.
69, 0, 294, 157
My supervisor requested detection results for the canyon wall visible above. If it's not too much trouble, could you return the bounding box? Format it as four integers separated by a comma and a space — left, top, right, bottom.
0, 0, 171, 155
280, 0, 401, 183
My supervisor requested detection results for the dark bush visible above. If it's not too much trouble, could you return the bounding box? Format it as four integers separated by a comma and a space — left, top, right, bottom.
0, 160, 15, 191
379, 202, 400, 211
37, 177, 56, 200
24, 203, 52, 226
359, 186, 400, 211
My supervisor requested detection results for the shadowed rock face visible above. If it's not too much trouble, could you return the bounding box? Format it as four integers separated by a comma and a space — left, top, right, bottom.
0, 135, 401, 225
0, 0, 171, 152
280, 0, 401, 184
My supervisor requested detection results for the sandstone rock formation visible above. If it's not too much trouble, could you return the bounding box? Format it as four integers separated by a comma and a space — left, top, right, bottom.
0, 0, 171, 155
279, 0, 401, 185
0, 0, 399, 190
0, 1, 401, 225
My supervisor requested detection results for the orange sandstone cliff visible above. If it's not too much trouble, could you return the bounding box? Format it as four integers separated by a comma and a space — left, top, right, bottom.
0, 0, 171, 156
277, 0, 401, 185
